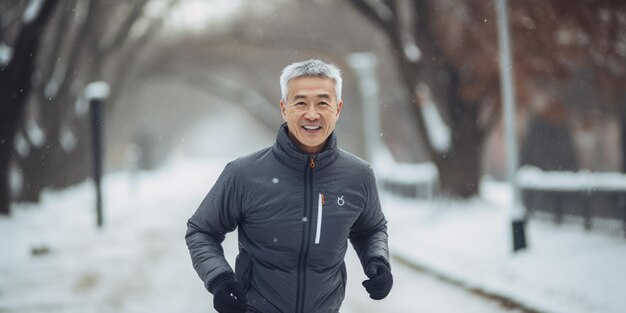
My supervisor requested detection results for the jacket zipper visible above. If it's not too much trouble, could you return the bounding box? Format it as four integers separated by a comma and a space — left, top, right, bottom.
314, 193, 324, 244
296, 155, 316, 313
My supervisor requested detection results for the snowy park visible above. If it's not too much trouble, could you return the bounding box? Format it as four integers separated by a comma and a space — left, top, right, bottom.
2, 1, 626, 313
2, 152, 626, 313
2, 106, 626, 313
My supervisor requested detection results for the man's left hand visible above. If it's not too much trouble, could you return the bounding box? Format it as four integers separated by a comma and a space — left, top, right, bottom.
362, 260, 393, 300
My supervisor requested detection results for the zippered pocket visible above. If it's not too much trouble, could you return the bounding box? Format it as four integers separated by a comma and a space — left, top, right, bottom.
314, 192, 324, 244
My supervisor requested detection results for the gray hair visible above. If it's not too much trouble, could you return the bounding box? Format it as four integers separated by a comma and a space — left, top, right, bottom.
280, 59, 342, 101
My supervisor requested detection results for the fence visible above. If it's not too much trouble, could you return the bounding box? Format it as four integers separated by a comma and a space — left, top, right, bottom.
518, 166, 626, 237
374, 160, 439, 199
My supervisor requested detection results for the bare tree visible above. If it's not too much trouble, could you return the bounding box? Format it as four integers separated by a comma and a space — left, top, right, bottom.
348, 0, 626, 197
1, 0, 175, 214
347, 0, 493, 197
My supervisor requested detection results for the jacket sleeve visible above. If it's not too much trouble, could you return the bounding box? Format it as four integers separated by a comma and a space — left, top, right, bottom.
349, 166, 390, 270
185, 162, 244, 292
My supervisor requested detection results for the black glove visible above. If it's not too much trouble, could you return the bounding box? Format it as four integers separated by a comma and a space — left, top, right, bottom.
362, 260, 393, 300
210, 274, 248, 313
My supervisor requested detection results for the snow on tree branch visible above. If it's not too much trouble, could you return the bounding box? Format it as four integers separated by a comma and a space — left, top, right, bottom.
22, 0, 45, 24
0, 43, 12, 66
416, 84, 450, 154
401, 33, 421, 62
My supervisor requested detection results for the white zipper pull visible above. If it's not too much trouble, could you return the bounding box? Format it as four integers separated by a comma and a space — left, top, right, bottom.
314, 193, 323, 244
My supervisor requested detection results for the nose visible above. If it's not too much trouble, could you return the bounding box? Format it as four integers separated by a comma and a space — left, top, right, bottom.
304, 106, 320, 120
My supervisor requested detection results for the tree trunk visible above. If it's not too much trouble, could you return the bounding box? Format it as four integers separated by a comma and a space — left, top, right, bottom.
619, 103, 626, 173
16, 114, 92, 202
437, 146, 482, 198
0, 132, 14, 215
426, 59, 485, 198
0, 65, 24, 213
436, 96, 483, 198
0, 0, 60, 215
17, 145, 55, 203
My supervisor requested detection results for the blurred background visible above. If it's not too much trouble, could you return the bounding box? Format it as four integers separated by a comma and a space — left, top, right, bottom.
1, 0, 625, 313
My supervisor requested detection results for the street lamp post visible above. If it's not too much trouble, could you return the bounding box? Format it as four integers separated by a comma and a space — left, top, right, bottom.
347, 52, 381, 163
495, 0, 527, 251
86, 81, 110, 228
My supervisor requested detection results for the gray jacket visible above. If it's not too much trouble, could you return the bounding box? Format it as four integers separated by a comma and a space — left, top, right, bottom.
186, 124, 390, 313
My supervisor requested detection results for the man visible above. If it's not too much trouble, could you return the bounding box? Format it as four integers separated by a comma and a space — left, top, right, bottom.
186, 59, 392, 313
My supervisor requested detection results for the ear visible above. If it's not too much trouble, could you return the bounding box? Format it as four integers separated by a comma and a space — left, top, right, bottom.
280, 99, 288, 122
335, 99, 343, 119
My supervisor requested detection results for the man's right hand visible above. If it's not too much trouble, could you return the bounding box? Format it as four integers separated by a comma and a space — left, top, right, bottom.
211, 275, 248, 313
362, 260, 393, 300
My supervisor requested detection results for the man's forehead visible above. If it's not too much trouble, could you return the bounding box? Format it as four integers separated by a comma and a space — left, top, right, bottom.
291, 93, 332, 100
288, 76, 335, 88
287, 76, 336, 100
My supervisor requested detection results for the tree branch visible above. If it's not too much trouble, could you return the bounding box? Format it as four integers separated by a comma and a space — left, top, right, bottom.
346, 0, 397, 38
50, 0, 96, 103
101, 0, 151, 54
108, 6, 171, 106
41, 0, 75, 85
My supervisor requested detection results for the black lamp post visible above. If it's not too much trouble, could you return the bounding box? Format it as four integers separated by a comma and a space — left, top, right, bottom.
86, 81, 110, 228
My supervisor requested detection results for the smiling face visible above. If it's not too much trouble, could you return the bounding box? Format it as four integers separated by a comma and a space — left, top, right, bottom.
280, 76, 343, 154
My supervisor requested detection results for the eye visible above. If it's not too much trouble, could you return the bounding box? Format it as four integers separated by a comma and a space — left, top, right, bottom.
295, 102, 306, 106
319, 101, 330, 106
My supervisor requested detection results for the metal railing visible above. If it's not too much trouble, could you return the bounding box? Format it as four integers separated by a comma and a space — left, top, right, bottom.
518, 167, 626, 237
374, 161, 439, 200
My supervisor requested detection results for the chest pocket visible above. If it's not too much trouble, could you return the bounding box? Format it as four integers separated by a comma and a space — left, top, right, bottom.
313, 191, 361, 248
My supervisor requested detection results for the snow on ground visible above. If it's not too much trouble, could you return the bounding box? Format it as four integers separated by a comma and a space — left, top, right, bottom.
1, 156, 625, 313
0, 158, 226, 313
386, 180, 626, 313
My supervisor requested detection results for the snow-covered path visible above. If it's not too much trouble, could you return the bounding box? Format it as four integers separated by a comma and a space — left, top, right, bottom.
0, 157, 519, 313
342, 248, 523, 313
0, 159, 216, 313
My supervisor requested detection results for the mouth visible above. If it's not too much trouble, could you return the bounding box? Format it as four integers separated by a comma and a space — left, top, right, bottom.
301, 125, 322, 133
